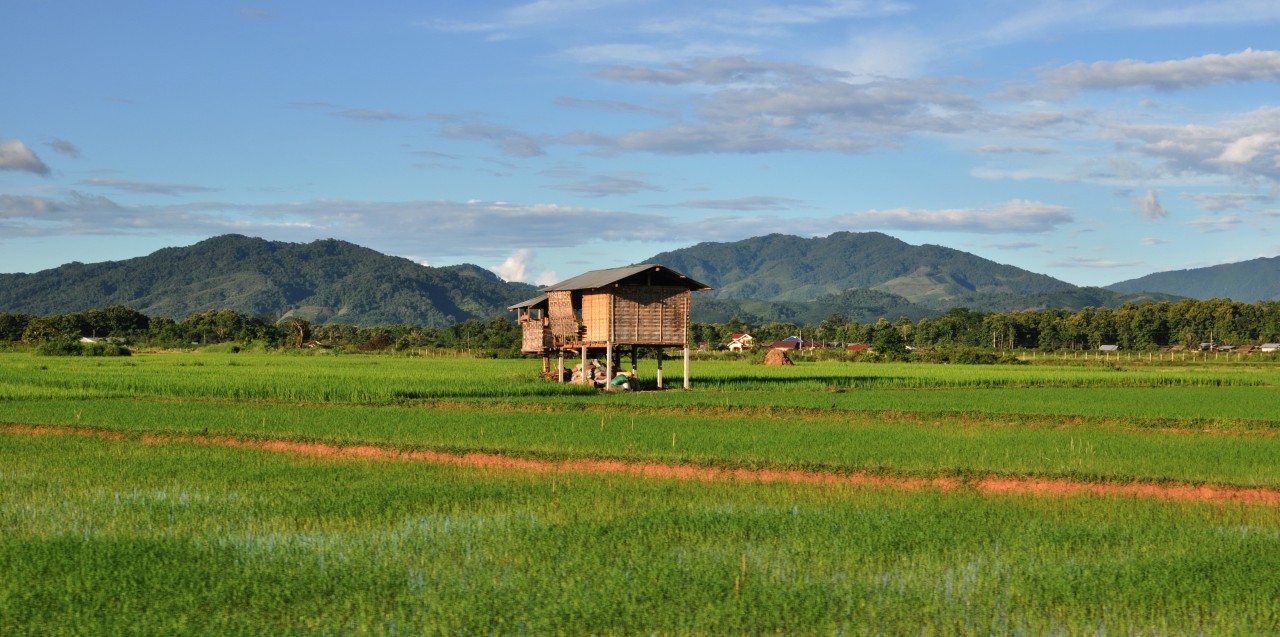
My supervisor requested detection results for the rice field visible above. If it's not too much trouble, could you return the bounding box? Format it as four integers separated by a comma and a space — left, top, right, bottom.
4, 350, 1280, 634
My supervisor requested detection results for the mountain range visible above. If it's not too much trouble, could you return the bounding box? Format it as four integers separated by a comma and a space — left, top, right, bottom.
0, 235, 536, 327
0, 232, 1270, 326
651, 233, 1178, 323
651, 232, 1073, 304
1105, 256, 1280, 302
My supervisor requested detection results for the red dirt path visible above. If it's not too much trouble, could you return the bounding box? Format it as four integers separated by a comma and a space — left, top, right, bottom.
7, 424, 1280, 505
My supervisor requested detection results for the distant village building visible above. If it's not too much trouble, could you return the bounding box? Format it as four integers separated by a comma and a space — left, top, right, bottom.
509, 264, 711, 389
726, 333, 754, 352
1098, 344, 1120, 351
1260, 343, 1280, 353
79, 336, 123, 344
765, 336, 822, 350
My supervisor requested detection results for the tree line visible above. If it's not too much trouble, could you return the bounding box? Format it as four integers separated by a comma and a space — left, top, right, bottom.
0, 306, 522, 354
691, 298, 1280, 351
5, 297, 1280, 355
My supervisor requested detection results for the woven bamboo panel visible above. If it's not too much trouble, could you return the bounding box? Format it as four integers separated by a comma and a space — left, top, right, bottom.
582, 293, 612, 342
547, 291, 579, 344
521, 320, 551, 353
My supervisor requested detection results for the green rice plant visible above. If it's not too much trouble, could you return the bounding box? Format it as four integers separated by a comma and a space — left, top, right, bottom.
4, 433, 1280, 635
7, 350, 1280, 634
6, 390, 1280, 488
4, 351, 1280, 488
0, 353, 594, 403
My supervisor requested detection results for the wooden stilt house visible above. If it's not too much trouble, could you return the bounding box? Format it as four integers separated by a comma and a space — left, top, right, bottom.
509, 264, 711, 389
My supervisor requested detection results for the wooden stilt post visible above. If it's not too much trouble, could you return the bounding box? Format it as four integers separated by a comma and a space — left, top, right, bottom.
581, 345, 588, 386
683, 345, 690, 390
656, 348, 664, 389
557, 351, 564, 383
542, 356, 550, 374
606, 340, 613, 385
631, 347, 638, 390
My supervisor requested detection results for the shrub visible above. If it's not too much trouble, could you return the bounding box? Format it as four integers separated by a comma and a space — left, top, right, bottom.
83, 342, 132, 357
35, 338, 83, 356
36, 338, 131, 357
915, 347, 1023, 365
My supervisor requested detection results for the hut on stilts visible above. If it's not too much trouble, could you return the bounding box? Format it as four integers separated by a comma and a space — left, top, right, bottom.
508, 264, 711, 389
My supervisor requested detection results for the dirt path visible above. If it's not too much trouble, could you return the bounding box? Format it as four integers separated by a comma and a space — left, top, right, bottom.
8, 424, 1280, 505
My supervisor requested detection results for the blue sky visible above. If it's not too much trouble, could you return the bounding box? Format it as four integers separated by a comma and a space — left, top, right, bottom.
2, 1, 1279, 288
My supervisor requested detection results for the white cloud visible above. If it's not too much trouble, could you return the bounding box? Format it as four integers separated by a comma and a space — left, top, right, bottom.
0, 190, 1081, 271
81, 178, 217, 196
978, 2, 1280, 49
974, 144, 1056, 155
0, 138, 50, 175
819, 30, 940, 79
555, 173, 661, 197
1119, 1, 1280, 28
439, 123, 549, 157
1214, 132, 1280, 166
566, 42, 758, 66
836, 199, 1073, 234
503, 0, 630, 27
1187, 214, 1242, 232
437, 0, 909, 47
425, 0, 630, 35
1109, 107, 1280, 183
0, 193, 670, 257
1049, 256, 1143, 269
986, 241, 1039, 250
330, 109, 413, 121
1135, 190, 1168, 219
555, 97, 674, 118
595, 56, 839, 86
545, 57, 981, 157
1041, 48, 1280, 93
0, 194, 60, 216
46, 139, 80, 158
654, 196, 805, 211
1182, 191, 1274, 211
970, 166, 1067, 182
492, 248, 534, 282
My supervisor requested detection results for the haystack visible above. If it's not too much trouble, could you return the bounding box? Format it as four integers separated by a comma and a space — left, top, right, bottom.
763, 349, 794, 366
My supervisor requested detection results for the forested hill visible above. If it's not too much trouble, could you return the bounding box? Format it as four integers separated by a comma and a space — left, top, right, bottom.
0, 235, 537, 327
647, 232, 1078, 308
2, 232, 1202, 329
1106, 256, 1280, 302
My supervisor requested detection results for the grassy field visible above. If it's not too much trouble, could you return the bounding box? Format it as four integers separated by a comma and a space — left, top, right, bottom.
4, 350, 1280, 634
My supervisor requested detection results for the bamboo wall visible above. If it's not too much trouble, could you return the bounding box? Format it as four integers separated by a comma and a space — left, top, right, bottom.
547, 290, 580, 346
520, 319, 552, 353
581, 293, 611, 343
587, 286, 688, 346
547, 286, 690, 347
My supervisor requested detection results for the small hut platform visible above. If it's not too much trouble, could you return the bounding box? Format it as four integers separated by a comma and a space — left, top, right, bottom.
509, 264, 711, 389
